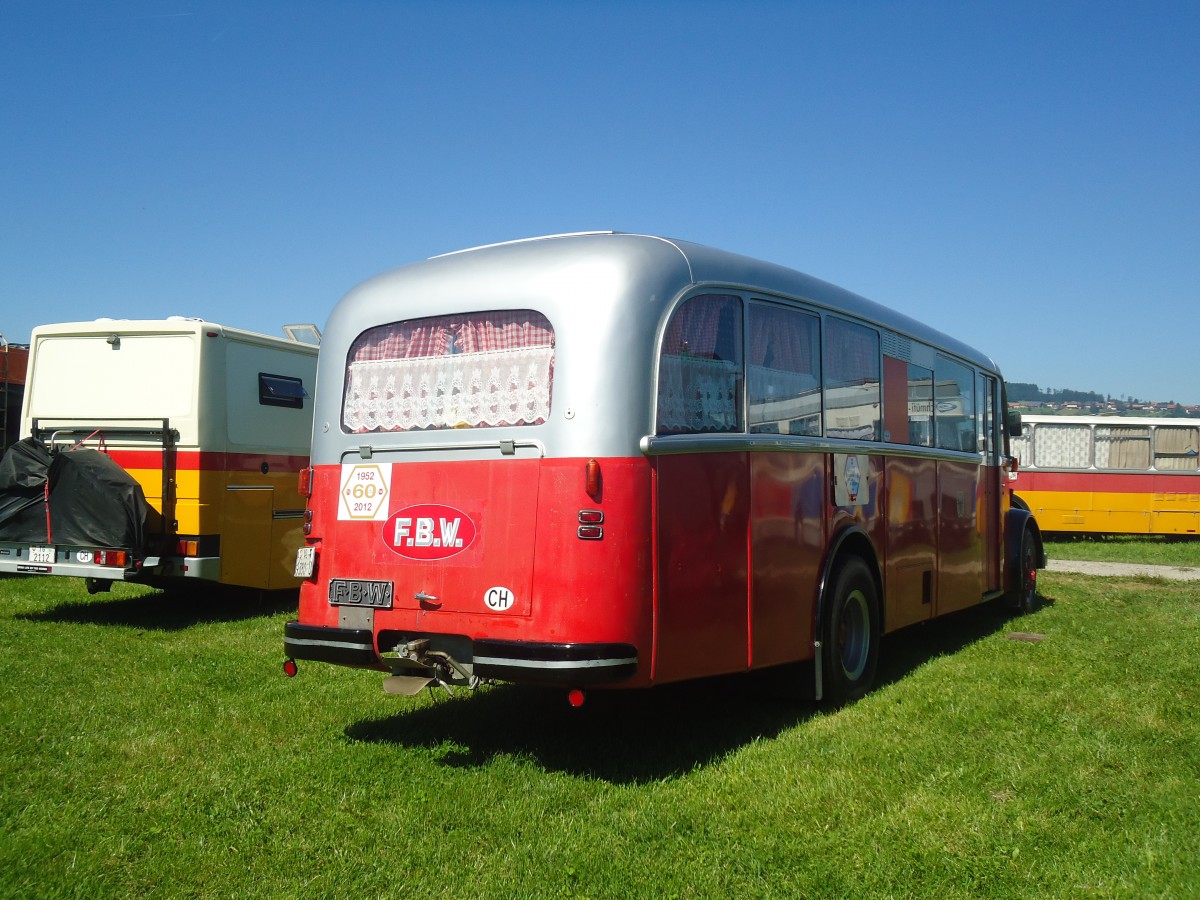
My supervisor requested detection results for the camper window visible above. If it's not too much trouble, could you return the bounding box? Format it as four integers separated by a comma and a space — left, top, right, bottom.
259, 373, 307, 409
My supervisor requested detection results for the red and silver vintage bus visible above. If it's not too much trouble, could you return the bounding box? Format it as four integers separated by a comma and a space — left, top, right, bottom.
1012, 415, 1200, 535
285, 233, 1043, 705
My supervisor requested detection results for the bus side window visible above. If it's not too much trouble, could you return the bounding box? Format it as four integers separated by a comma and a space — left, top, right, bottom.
1096, 424, 1150, 469
1154, 425, 1200, 471
907, 364, 934, 446
824, 318, 880, 440
747, 303, 820, 436
656, 294, 743, 434
1034, 422, 1091, 469
934, 357, 975, 452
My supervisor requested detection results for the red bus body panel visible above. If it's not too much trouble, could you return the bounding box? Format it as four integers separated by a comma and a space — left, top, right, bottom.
298, 458, 656, 684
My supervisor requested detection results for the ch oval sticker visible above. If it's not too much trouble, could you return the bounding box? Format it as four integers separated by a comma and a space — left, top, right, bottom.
484, 586, 516, 612
383, 504, 476, 560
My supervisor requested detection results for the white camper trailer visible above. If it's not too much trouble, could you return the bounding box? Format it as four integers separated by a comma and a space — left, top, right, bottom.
0, 318, 318, 591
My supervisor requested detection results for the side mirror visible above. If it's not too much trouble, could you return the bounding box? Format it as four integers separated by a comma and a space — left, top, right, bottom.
1006, 409, 1023, 438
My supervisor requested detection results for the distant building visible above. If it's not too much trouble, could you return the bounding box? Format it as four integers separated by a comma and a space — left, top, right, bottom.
1, 338, 29, 456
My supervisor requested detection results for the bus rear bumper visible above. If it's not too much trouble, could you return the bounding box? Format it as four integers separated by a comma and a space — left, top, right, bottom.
284, 622, 379, 668
471, 638, 639, 685
284, 621, 639, 685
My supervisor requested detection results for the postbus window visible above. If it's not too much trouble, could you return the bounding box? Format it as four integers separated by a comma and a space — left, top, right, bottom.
656, 294, 743, 434
907, 364, 933, 446
934, 357, 976, 451
747, 303, 820, 436
1033, 423, 1091, 468
1010, 426, 1032, 467
1095, 424, 1150, 469
824, 318, 880, 440
342, 310, 554, 432
1153, 425, 1199, 471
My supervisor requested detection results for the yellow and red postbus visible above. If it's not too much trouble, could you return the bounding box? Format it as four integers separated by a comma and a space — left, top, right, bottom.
284, 233, 1043, 705
1011, 415, 1200, 535
0, 318, 318, 591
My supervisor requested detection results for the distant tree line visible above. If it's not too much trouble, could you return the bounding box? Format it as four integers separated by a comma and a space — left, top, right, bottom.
1007, 383, 1107, 405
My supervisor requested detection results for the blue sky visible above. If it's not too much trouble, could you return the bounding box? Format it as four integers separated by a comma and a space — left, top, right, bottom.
3, 1, 1198, 403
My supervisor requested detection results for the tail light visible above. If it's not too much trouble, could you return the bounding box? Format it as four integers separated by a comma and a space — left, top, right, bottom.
578, 509, 603, 540
298, 466, 313, 498
94, 550, 129, 567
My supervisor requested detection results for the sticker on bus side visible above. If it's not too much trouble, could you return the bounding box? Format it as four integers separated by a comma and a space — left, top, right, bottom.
338, 463, 392, 521
834, 454, 870, 507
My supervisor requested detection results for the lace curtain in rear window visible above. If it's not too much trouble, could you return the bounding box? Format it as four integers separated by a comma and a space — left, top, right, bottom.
343, 310, 554, 432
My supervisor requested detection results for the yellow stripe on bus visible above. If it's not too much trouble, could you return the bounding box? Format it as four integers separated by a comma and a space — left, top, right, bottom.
1020, 489, 1200, 535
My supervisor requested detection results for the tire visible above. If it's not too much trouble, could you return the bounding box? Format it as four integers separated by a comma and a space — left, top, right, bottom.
1008, 527, 1039, 615
820, 556, 880, 708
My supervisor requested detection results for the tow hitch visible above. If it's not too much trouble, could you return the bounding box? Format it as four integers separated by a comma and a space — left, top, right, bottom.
380, 638, 484, 697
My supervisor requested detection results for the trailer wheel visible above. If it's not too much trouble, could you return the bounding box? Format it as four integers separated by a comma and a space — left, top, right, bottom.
821, 556, 880, 708
1008, 527, 1039, 615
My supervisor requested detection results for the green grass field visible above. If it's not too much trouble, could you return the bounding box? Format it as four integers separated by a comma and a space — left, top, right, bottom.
2, 568, 1198, 898
1044, 533, 1200, 567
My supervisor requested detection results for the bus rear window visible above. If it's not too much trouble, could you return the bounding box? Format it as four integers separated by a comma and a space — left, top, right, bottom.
343, 310, 554, 432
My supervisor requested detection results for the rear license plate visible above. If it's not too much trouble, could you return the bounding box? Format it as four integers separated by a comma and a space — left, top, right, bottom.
29, 546, 55, 564
328, 578, 393, 609
294, 546, 315, 578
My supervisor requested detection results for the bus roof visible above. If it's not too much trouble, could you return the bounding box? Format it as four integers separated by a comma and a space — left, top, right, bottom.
1017, 415, 1199, 426
336, 232, 998, 374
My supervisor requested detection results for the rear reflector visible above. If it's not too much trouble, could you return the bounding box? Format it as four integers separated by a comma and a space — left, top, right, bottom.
298, 466, 313, 498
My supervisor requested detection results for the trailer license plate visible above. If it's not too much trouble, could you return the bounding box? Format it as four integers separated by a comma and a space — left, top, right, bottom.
294, 546, 315, 578
328, 578, 393, 609
29, 546, 54, 564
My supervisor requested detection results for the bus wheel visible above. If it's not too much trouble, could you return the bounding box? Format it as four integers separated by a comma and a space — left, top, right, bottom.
821, 556, 880, 708
1009, 527, 1039, 615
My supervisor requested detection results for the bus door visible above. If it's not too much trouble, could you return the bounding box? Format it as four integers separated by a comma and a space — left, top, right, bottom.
979, 373, 1003, 593
934, 358, 988, 614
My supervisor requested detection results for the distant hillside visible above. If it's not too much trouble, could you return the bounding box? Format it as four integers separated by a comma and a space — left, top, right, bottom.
1007, 382, 1199, 416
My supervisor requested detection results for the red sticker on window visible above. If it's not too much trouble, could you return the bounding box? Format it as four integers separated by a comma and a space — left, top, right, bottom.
383, 505, 477, 560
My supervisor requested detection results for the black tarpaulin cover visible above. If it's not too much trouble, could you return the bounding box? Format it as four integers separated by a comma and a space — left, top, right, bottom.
0, 437, 51, 540
0, 437, 148, 548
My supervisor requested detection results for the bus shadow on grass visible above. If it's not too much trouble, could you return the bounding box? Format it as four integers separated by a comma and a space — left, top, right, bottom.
18, 585, 298, 631
345, 597, 1046, 784
347, 673, 812, 784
